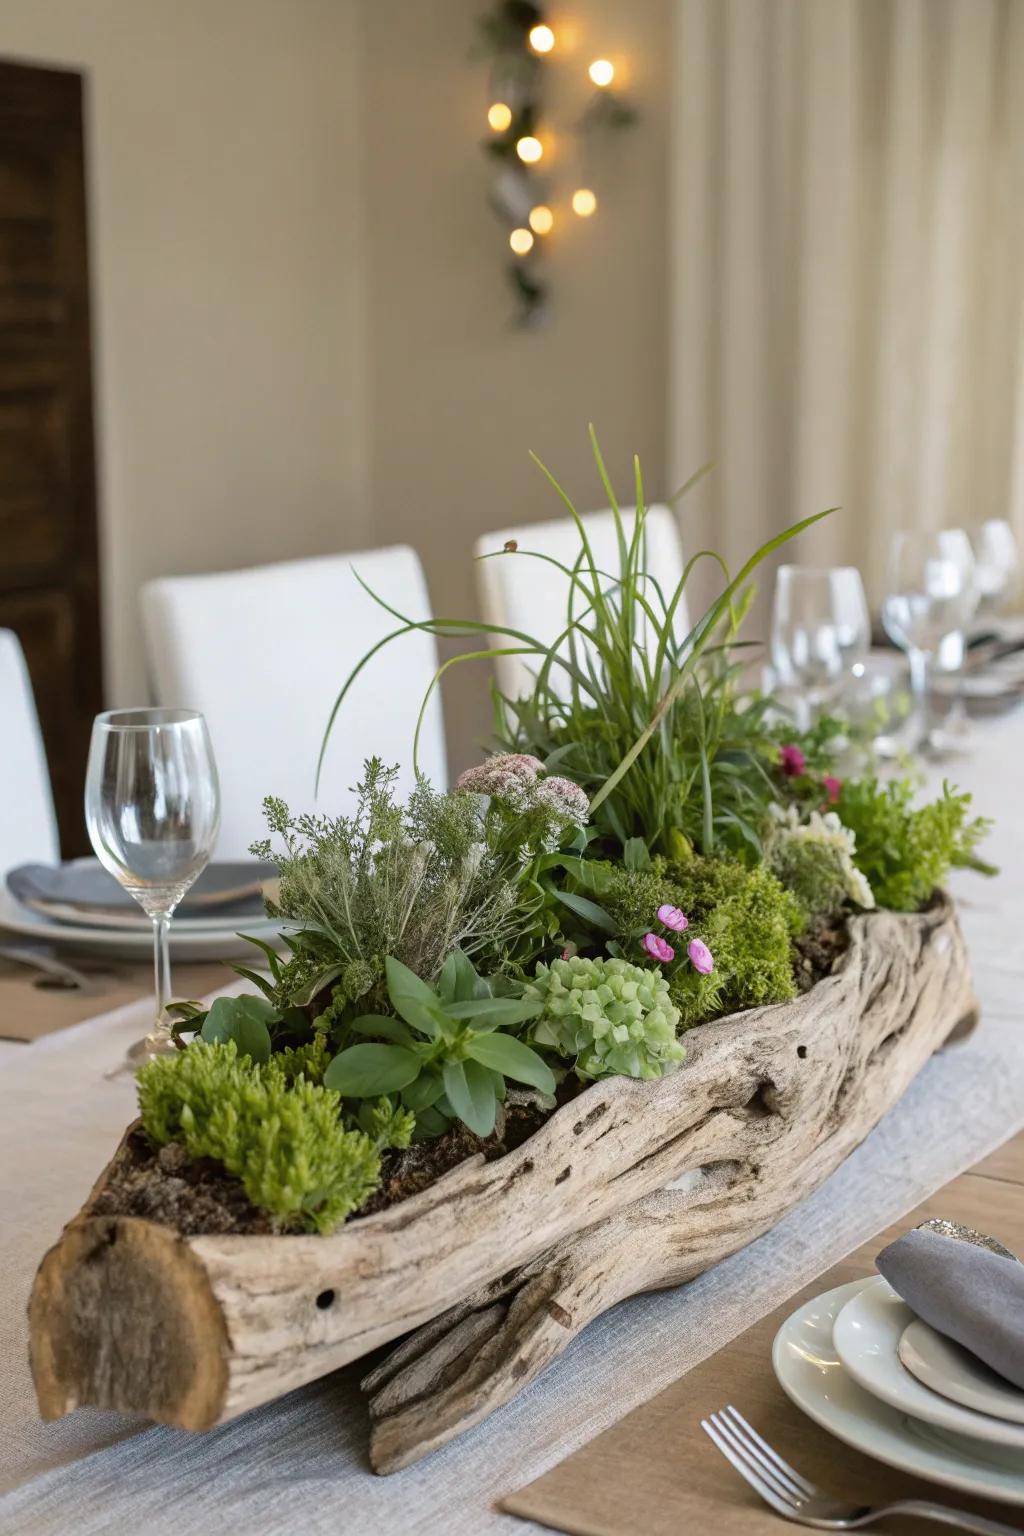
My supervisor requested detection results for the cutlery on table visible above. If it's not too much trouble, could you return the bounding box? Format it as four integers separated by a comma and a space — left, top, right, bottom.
0, 942, 97, 993
701, 1404, 1021, 1534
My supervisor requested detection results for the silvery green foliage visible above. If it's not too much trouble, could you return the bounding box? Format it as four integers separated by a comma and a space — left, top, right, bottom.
524, 954, 685, 1081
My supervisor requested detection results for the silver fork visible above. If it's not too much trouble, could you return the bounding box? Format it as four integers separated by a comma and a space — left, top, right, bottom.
701, 1405, 1021, 1534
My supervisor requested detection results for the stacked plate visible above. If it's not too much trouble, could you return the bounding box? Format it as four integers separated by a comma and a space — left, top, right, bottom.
773, 1276, 1024, 1506
0, 858, 284, 962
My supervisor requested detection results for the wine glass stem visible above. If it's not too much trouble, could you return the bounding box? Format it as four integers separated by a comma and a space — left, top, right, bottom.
908, 647, 931, 741
152, 912, 172, 1023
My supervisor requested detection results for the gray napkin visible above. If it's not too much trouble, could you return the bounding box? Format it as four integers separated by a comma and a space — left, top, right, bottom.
877, 1226, 1024, 1391
7, 860, 276, 919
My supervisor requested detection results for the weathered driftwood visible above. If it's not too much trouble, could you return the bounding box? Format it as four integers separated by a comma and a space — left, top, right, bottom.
30, 896, 976, 1472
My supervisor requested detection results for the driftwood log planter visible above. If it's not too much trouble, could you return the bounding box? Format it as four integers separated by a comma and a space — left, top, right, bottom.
30, 895, 976, 1472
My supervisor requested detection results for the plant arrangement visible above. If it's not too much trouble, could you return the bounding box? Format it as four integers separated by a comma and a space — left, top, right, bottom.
124, 431, 993, 1237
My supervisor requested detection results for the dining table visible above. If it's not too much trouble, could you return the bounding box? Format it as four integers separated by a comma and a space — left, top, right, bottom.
1, 709, 1023, 1536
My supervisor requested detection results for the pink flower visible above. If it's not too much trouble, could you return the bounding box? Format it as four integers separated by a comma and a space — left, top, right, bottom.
779, 743, 807, 778
455, 753, 544, 795
642, 932, 675, 963
688, 938, 714, 975
533, 775, 591, 827
824, 775, 842, 804
657, 903, 688, 933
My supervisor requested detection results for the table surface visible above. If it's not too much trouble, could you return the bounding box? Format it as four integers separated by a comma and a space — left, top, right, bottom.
1, 711, 1023, 1536
505, 1132, 1024, 1535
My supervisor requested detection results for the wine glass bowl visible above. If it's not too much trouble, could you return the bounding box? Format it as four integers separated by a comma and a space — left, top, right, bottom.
770, 565, 871, 723
881, 529, 977, 752
971, 519, 1020, 617
85, 708, 220, 1066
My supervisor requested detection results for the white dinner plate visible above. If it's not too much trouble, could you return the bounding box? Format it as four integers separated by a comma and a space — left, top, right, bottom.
833, 1276, 1024, 1451
0, 886, 284, 963
773, 1279, 1024, 1507
900, 1318, 1024, 1427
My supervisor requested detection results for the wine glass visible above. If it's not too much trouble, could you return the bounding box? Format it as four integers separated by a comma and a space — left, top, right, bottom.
85, 708, 220, 1067
880, 529, 977, 752
770, 566, 871, 728
971, 519, 1020, 617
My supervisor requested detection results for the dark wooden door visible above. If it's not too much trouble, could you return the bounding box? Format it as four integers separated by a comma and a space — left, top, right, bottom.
0, 60, 102, 856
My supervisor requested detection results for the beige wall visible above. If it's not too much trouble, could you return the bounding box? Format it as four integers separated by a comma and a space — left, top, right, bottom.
1, 0, 369, 702
359, 0, 671, 772
2, 0, 670, 771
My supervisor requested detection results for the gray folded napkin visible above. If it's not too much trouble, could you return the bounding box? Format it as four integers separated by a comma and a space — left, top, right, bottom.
877, 1226, 1024, 1391
7, 860, 276, 920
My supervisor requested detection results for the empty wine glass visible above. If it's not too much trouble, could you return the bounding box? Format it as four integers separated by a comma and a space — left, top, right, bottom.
971, 519, 1020, 616
770, 565, 871, 728
880, 529, 977, 752
86, 708, 220, 1068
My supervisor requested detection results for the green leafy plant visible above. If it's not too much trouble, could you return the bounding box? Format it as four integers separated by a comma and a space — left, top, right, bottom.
325, 950, 555, 1139
837, 777, 994, 912
523, 954, 685, 1080
321, 429, 836, 862
136, 1040, 406, 1234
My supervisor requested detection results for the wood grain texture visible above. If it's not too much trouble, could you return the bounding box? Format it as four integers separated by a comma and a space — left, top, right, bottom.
28, 897, 977, 1466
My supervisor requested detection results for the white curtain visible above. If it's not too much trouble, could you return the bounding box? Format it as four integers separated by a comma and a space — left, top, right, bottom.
668, 0, 1024, 611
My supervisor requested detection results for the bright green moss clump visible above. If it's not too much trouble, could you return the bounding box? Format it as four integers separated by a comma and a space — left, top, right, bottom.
602, 856, 803, 1029
137, 1039, 393, 1234
524, 955, 685, 1081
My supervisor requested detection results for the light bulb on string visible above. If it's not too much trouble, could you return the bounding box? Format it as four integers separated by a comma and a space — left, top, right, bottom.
528, 205, 554, 235
528, 24, 555, 53
487, 102, 512, 132
588, 59, 615, 87
572, 187, 597, 217
516, 135, 543, 164
509, 227, 534, 255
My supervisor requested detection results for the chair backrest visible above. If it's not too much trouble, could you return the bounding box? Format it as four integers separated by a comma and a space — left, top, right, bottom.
141, 548, 446, 860
0, 629, 60, 872
474, 505, 687, 702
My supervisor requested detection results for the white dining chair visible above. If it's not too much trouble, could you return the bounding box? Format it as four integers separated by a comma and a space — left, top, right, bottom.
141, 548, 446, 860
0, 629, 60, 872
474, 505, 687, 702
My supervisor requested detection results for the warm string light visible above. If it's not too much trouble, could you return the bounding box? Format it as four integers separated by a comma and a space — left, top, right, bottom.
476, 4, 638, 320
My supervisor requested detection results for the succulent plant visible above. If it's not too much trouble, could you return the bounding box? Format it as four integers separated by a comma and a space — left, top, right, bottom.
524, 955, 685, 1081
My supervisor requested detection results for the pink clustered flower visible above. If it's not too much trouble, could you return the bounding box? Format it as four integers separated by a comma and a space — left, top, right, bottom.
779, 743, 807, 777
533, 775, 591, 827
823, 774, 842, 805
643, 904, 714, 975
643, 932, 675, 963
455, 753, 544, 795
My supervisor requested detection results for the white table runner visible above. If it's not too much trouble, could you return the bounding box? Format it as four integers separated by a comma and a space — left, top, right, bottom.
2, 716, 1022, 1535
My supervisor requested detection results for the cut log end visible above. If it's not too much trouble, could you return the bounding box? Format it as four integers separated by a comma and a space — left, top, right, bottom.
29, 1215, 229, 1430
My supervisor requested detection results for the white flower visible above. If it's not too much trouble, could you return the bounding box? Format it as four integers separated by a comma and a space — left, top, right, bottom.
767, 801, 875, 909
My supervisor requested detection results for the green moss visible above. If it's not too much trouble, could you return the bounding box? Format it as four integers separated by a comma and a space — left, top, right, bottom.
601, 855, 802, 1029
837, 777, 992, 912
136, 1039, 382, 1234
524, 954, 685, 1080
